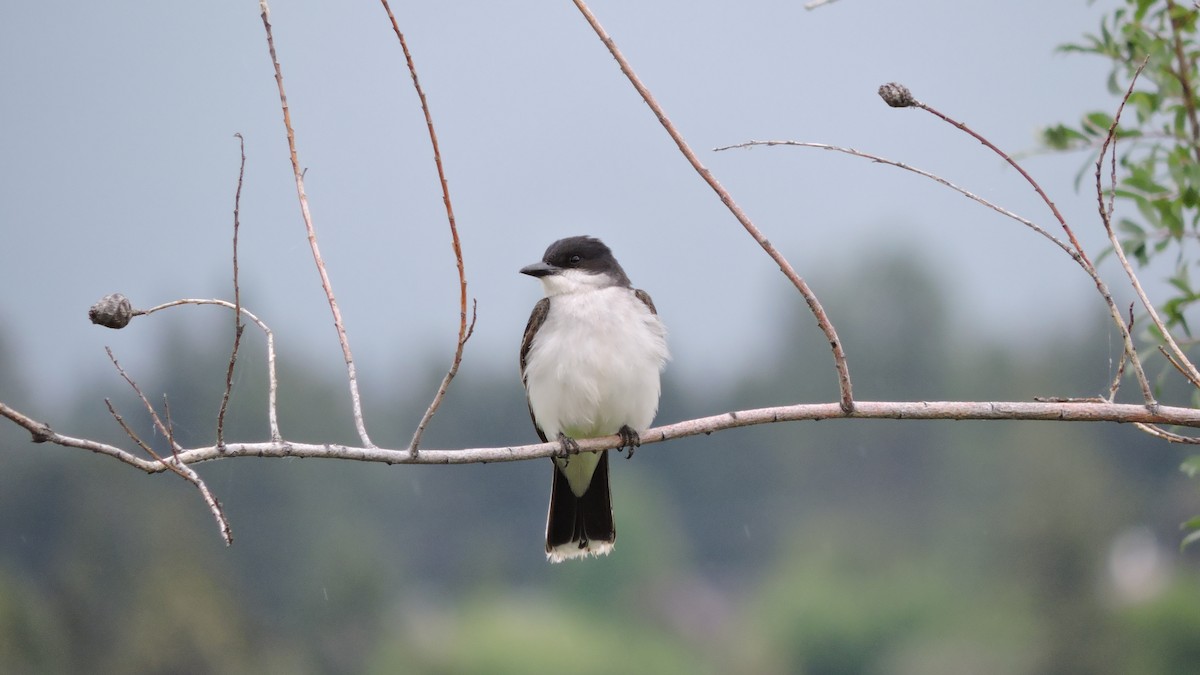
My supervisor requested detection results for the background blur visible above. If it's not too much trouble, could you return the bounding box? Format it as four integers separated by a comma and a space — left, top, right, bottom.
3, 1, 1200, 673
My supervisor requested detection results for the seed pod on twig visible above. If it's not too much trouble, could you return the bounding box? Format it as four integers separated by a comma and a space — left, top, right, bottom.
89, 293, 134, 329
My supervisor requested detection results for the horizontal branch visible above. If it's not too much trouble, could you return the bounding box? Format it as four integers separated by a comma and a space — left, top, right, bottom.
5, 399, 1196, 474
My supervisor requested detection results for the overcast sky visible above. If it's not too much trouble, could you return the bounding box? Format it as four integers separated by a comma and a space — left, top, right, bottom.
1, 1, 1135, 422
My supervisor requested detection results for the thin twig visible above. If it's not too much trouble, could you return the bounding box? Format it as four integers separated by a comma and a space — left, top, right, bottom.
105, 398, 161, 459
409, 301, 478, 452
1095, 59, 1200, 389
571, 0, 854, 413
259, 0, 374, 447
217, 134, 247, 448
105, 347, 178, 451
140, 299, 281, 441
378, 0, 476, 454
1133, 422, 1200, 444
1108, 303, 1135, 401
100, 369, 234, 545
912, 100, 1092, 267
884, 84, 1157, 407
713, 140, 1075, 257
164, 394, 235, 544
804, 0, 842, 9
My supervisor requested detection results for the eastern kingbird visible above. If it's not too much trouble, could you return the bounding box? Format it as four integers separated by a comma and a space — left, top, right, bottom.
519, 236, 669, 562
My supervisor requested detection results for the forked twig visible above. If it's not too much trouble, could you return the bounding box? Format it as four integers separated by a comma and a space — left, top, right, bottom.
105, 347, 178, 451
259, 0, 374, 447
571, 0, 854, 413
102, 359, 233, 544
217, 134, 247, 447
378, 0, 477, 453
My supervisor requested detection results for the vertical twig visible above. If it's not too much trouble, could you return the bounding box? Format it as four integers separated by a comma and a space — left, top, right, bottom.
1094, 58, 1200, 389
259, 0, 374, 447
571, 0, 854, 413
217, 134, 247, 448
1165, 0, 1200, 164
378, 1, 477, 454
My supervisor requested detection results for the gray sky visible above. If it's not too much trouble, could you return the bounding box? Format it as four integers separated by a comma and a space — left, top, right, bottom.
1, 1, 1133, 419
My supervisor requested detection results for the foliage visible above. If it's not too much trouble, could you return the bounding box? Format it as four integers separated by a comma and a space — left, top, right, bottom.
1044, 0, 1200, 547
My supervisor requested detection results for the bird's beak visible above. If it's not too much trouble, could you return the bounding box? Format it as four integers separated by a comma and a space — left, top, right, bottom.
520, 261, 558, 278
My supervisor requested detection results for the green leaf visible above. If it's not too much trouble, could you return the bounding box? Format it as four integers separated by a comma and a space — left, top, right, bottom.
1084, 111, 1115, 134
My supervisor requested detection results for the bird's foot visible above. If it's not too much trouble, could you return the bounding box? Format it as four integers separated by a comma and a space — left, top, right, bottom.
554, 433, 580, 463
618, 425, 641, 459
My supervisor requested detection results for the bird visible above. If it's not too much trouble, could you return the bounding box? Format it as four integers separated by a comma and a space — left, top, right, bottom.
519, 235, 669, 562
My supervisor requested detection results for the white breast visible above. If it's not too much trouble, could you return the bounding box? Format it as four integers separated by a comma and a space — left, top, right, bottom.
524, 286, 669, 441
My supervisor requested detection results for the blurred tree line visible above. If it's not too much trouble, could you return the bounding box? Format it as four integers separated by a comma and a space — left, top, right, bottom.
2, 248, 1198, 674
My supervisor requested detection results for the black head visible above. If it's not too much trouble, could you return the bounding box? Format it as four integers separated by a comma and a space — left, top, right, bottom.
520, 235, 631, 287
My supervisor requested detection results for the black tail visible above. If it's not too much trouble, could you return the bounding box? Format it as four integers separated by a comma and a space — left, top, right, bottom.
545, 451, 615, 562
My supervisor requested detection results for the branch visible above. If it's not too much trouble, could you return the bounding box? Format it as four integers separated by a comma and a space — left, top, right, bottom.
101, 372, 234, 545
1094, 59, 1200, 389
259, 0, 374, 447
378, 0, 476, 454
713, 140, 1076, 257
8, 399, 1200, 472
135, 298, 282, 442
1165, 0, 1200, 164
876, 83, 1157, 407
570, 0, 855, 414
216, 133, 247, 447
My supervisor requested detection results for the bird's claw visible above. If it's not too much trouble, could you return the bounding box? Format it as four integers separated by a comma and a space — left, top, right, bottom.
555, 433, 580, 462
618, 425, 641, 459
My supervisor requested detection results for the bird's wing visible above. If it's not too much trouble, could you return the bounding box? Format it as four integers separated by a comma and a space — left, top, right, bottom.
520, 297, 551, 443
634, 288, 658, 315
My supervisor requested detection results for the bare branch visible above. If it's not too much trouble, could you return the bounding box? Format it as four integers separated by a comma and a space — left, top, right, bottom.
1094, 59, 1200, 389
1107, 303, 1135, 401
713, 140, 1075, 257
878, 83, 1157, 407
105, 347, 178, 452
10, 399, 1200, 472
378, 0, 476, 454
570, 0, 854, 413
217, 133, 247, 448
409, 301, 478, 452
141, 299, 281, 441
1134, 422, 1200, 444
104, 398, 158, 458
165, 394, 234, 545
259, 0, 374, 447
804, 0, 842, 9
1, 400, 157, 470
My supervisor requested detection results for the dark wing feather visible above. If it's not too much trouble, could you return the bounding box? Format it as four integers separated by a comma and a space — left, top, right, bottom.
634, 288, 658, 315
520, 298, 551, 443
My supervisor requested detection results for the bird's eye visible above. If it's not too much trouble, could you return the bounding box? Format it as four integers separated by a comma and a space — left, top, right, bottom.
569, 255, 581, 264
